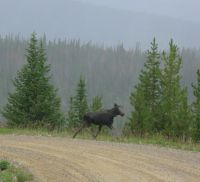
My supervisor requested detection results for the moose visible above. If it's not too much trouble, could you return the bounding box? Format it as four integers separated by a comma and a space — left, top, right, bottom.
73, 103, 124, 138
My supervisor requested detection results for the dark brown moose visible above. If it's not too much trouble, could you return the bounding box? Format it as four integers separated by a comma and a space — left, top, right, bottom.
73, 103, 124, 139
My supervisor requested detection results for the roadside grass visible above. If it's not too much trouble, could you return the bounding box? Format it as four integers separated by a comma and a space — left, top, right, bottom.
74, 131, 200, 152
0, 127, 200, 152
0, 159, 33, 182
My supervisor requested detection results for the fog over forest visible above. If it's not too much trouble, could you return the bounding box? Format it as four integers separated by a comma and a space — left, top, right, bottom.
0, 0, 200, 49
1, 0, 200, 131
1, 36, 200, 131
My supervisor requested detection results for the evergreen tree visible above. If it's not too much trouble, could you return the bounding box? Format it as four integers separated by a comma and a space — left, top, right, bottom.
129, 85, 151, 136
129, 38, 161, 135
67, 76, 88, 128
66, 97, 79, 128
160, 40, 189, 138
2, 33, 64, 129
91, 96, 102, 112
191, 69, 200, 141
144, 38, 162, 131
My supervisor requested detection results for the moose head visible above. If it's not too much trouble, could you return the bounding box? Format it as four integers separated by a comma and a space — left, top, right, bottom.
113, 103, 125, 117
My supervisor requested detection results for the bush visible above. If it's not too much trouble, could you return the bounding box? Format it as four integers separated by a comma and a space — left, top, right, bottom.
17, 172, 30, 182
0, 160, 10, 171
0, 160, 33, 182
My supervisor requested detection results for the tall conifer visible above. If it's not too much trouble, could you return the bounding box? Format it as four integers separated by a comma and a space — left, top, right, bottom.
160, 40, 189, 138
129, 38, 161, 135
67, 76, 88, 128
3, 33, 64, 129
191, 69, 200, 141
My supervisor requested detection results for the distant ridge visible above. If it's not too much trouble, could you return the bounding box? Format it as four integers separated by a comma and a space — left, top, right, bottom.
0, 0, 200, 49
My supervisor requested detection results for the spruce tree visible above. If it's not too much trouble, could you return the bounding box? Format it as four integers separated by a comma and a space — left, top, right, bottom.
143, 38, 162, 131
129, 85, 151, 136
160, 40, 189, 138
67, 76, 88, 128
129, 38, 161, 135
67, 97, 78, 128
191, 69, 200, 141
2, 33, 64, 129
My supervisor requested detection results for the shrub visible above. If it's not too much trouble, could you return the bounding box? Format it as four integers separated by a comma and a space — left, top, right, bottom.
0, 160, 10, 171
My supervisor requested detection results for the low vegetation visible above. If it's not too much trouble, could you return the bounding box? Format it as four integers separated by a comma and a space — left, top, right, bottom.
0, 159, 33, 182
0, 127, 200, 152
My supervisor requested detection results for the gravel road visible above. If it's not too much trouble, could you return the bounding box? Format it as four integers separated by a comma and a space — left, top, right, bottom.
0, 135, 200, 182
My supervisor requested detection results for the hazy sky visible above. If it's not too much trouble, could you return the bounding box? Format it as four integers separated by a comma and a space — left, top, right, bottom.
1, 0, 200, 48
77, 0, 200, 22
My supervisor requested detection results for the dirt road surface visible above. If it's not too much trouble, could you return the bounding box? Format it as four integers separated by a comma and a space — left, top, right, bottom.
0, 135, 200, 182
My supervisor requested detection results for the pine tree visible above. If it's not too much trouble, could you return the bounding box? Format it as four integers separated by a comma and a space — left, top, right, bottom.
74, 76, 88, 120
191, 69, 200, 141
67, 76, 88, 128
160, 40, 189, 138
129, 38, 161, 136
143, 38, 162, 131
129, 85, 151, 136
66, 97, 79, 128
2, 33, 64, 129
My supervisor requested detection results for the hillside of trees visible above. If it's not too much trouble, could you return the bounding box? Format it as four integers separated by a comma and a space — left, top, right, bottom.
0, 35, 145, 114
1, 35, 200, 134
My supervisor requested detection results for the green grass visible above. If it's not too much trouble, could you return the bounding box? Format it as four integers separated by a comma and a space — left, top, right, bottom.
0, 127, 51, 136
121, 135, 200, 152
0, 127, 200, 152
0, 160, 33, 182
74, 131, 200, 152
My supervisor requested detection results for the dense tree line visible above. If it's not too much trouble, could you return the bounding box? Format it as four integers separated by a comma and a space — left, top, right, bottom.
1, 33, 102, 130
126, 39, 200, 141
0, 35, 200, 112
1, 34, 200, 140
0, 35, 146, 131
192, 70, 200, 141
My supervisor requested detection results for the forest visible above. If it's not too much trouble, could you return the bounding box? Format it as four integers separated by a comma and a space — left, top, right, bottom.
1, 34, 200, 141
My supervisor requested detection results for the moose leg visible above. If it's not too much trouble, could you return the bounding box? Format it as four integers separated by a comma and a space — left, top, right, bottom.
108, 124, 114, 137
93, 125, 102, 139
73, 121, 88, 138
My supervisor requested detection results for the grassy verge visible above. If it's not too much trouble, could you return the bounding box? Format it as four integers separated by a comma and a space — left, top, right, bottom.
0, 159, 33, 182
0, 127, 200, 152
73, 131, 200, 152
121, 135, 200, 152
